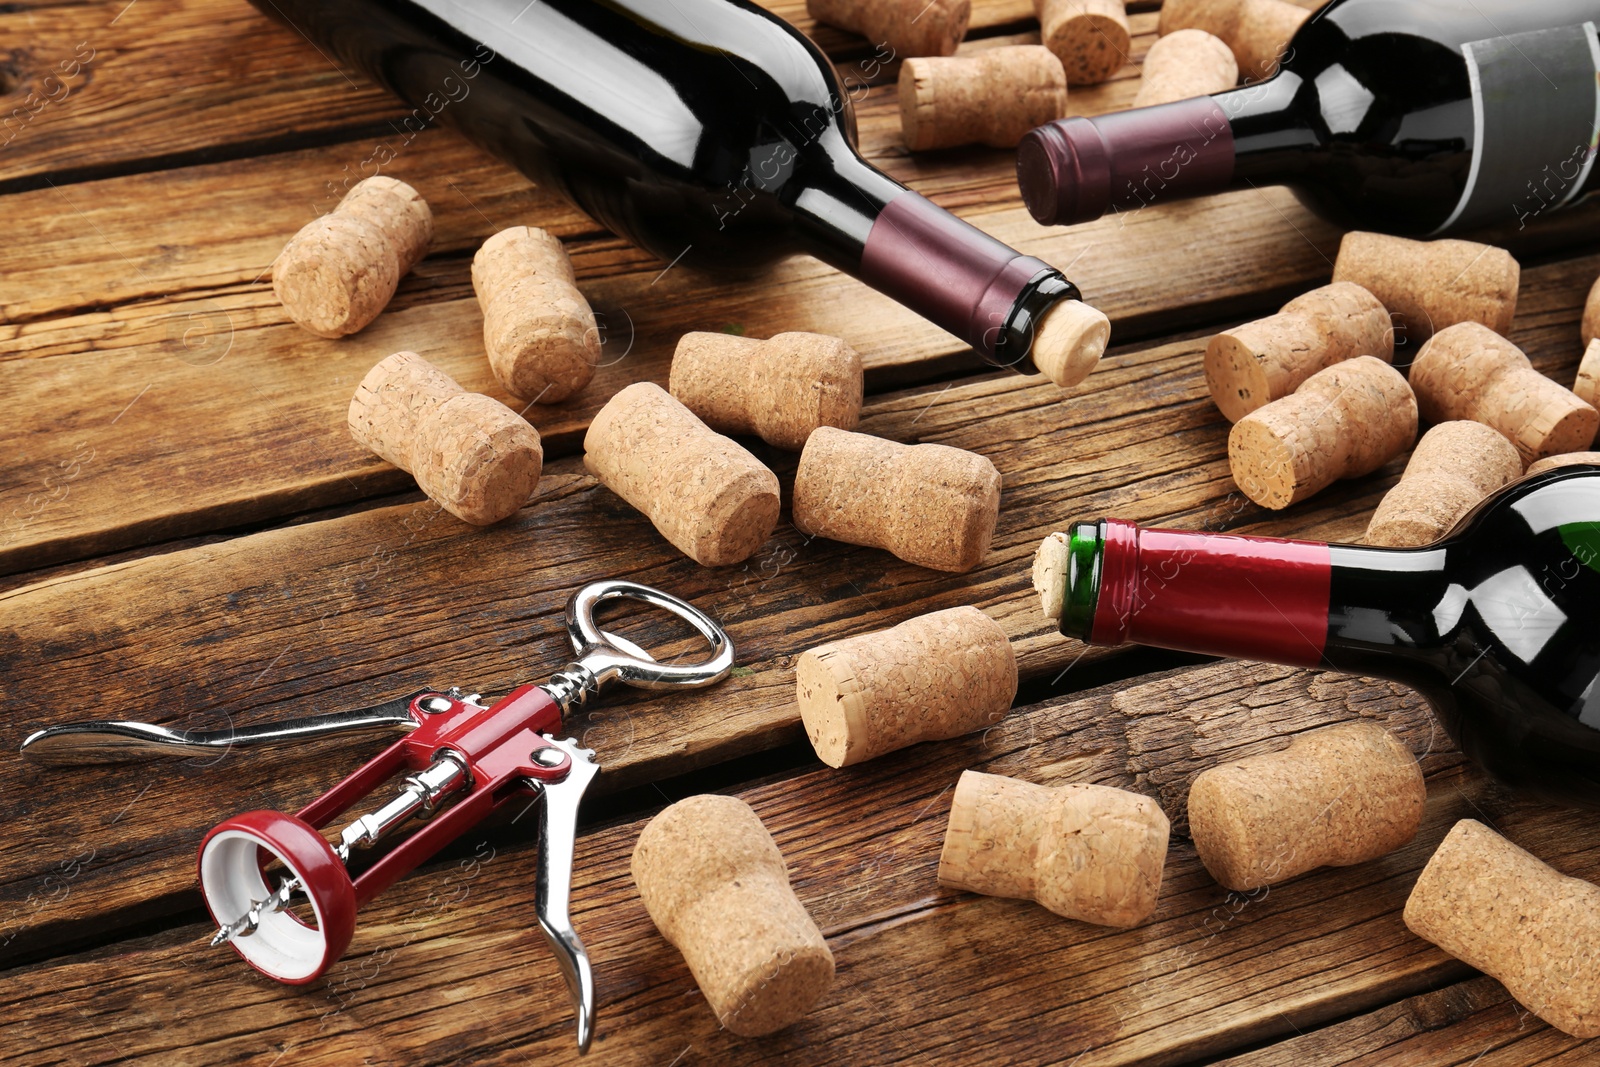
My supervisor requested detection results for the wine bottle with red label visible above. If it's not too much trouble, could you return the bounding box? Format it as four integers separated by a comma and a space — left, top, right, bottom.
1036, 465, 1600, 808
1018, 0, 1600, 235
248, 0, 1108, 385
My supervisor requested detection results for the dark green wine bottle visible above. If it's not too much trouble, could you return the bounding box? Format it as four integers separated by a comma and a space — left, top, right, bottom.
1039, 465, 1600, 807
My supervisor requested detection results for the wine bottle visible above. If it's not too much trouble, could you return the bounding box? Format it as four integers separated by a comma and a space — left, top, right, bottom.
1018, 0, 1600, 236
247, 0, 1108, 385
1034, 464, 1600, 807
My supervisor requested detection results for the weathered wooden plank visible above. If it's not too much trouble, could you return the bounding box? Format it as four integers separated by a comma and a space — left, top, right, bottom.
5, 660, 1595, 1066
0, 0, 1069, 192
1217, 976, 1598, 1066
3, 250, 1593, 962
0, 20, 1169, 334
8, 0, 1594, 575
7, 22, 1149, 327
6, 179, 1593, 575
10, 203, 1598, 578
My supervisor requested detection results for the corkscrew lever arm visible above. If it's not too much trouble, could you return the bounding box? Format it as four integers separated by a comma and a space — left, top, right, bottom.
19, 690, 426, 765
530, 737, 601, 1054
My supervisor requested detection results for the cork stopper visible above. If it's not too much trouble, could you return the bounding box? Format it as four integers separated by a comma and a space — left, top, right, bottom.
1574, 338, 1600, 409
795, 606, 1017, 768
898, 46, 1068, 151
806, 0, 969, 57
1156, 0, 1309, 81
273, 176, 433, 338
1405, 819, 1600, 1039
1132, 28, 1239, 107
792, 427, 1001, 573
668, 331, 863, 451
631, 795, 835, 1036
1187, 721, 1424, 892
939, 771, 1169, 927
471, 226, 599, 405
584, 382, 779, 567
1410, 322, 1600, 466
1331, 232, 1520, 345
1030, 299, 1111, 389
1228, 356, 1418, 510
1037, 0, 1131, 86
348, 351, 543, 526
1032, 531, 1070, 622
1205, 282, 1395, 423
1364, 421, 1523, 547
1527, 451, 1600, 477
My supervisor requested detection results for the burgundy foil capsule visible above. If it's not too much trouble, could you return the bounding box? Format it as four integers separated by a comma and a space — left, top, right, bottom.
1017, 97, 1236, 226
860, 190, 1073, 370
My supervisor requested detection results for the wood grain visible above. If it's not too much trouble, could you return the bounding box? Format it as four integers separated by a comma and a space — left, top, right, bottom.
6, 1, 1597, 1063
5, 661, 1596, 1066
0, 0, 1090, 193
1217, 976, 1600, 1066
9, 163, 1600, 575
6, 0, 1595, 576
3, 247, 1594, 964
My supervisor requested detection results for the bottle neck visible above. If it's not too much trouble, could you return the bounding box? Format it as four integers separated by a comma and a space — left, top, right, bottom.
1016, 73, 1319, 226
1059, 520, 1447, 670
803, 148, 1081, 373
1215, 71, 1318, 185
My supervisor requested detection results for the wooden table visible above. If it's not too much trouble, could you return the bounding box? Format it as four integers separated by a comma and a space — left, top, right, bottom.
4, 1, 1599, 1063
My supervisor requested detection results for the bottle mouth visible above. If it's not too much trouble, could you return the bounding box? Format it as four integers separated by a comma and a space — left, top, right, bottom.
995, 269, 1083, 372
1061, 520, 1104, 640
1016, 120, 1113, 227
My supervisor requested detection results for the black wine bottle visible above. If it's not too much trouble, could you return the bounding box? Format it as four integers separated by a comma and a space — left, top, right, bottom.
248, 0, 1108, 385
1018, 0, 1600, 235
1035, 464, 1600, 808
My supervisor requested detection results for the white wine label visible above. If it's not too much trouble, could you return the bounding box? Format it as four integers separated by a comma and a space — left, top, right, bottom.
1436, 22, 1600, 234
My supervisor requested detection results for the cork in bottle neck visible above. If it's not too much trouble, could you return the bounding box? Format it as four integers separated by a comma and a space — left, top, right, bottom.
857, 188, 1081, 372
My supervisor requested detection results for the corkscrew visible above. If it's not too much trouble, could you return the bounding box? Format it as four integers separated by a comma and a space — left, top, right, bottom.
20, 579, 734, 1054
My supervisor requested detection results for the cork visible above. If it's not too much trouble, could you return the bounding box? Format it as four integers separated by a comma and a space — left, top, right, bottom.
1156, 0, 1309, 81
668, 331, 863, 451
806, 0, 969, 57
795, 606, 1017, 768
1332, 232, 1520, 345
632, 795, 835, 1036
1206, 282, 1395, 423
1188, 721, 1425, 892
348, 351, 542, 526
1364, 422, 1523, 547
1031, 299, 1112, 389
1584, 275, 1600, 348
898, 46, 1068, 151
1038, 0, 1131, 86
1031, 530, 1071, 623
1405, 819, 1600, 1039
1228, 356, 1418, 510
1410, 322, 1600, 466
273, 176, 432, 338
472, 226, 599, 405
938, 771, 1169, 927
1132, 28, 1239, 108
583, 382, 780, 567
792, 427, 1001, 572
1574, 338, 1600, 409
1527, 451, 1600, 477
